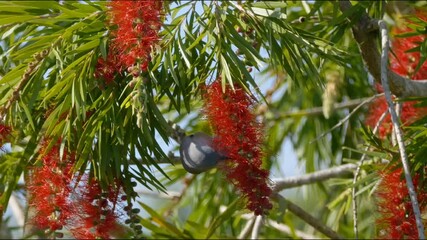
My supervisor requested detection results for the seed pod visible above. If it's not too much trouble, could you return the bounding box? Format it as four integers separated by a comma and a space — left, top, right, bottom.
34, 53, 43, 61
41, 49, 49, 57
28, 61, 36, 69
55, 232, 64, 238
24, 67, 32, 75
132, 217, 140, 223
23, 73, 30, 80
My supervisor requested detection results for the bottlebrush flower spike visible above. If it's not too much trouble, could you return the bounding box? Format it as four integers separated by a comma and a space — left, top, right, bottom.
390, 9, 427, 80
94, 53, 121, 85
95, 0, 163, 83
27, 139, 75, 233
376, 167, 427, 239
0, 124, 11, 149
68, 177, 125, 239
365, 10, 427, 138
203, 79, 272, 215
390, 28, 427, 80
109, 0, 162, 70
27, 137, 127, 239
365, 97, 425, 138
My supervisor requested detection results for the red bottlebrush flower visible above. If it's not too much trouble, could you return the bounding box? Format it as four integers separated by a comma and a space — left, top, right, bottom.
68, 177, 125, 239
94, 53, 121, 84
390, 27, 427, 80
27, 139, 75, 232
109, 0, 162, 71
203, 79, 272, 215
94, 0, 163, 84
365, 10, 427, 137
0, 124, 11, 146
365, 97, 427, 138
376, 167, 427, 239
27, 137, 127, 239
0, 124, 12, 143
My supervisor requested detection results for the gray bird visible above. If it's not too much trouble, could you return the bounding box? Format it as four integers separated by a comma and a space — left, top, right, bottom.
179, 132, 227, 174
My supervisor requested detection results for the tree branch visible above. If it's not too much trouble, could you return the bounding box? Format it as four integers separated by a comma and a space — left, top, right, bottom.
378, 20, 425, 239
271, 163, 357, 192
311, 94, 383, 143
238, 216, 255, 239
228, 207, 317, 239
272, 194, 343, 239
250, 215, 263, 240
269, 96, 382, 120
265, 219, 317, 239
338, 1, 427, 98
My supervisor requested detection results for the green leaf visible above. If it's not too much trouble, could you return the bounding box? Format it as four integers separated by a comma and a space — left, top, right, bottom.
0, 15, 35, 25
66, 38, 100, 56
220, 54, 233, 88
342, 146, 388, 159
165, 44, 181, 88
139, 201, 187, 238
327, 188, 351, 209
18, 101, 35, 132
250, 1, 288, 9
205, 198, 242, 239
177, 31, 191, 69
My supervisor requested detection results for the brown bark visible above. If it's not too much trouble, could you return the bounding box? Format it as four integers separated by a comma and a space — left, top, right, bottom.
339, 1, 427, 98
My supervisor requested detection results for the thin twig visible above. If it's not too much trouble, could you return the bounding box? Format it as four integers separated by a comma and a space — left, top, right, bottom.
271, 163, 357, 192
251, 215, 263, 240
310, 94, 384, 143
272, 193, 343, 239
391, 102, 402, 146
352, 109, 388, 239
235, 210, 317, 239
378, 20, 425, 239
270, 96, 380, 120
238, 216, 256, 239
266, 219, 317, 239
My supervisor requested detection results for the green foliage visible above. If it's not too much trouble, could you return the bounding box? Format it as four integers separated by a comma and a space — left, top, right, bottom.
1, 0, 427, 239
